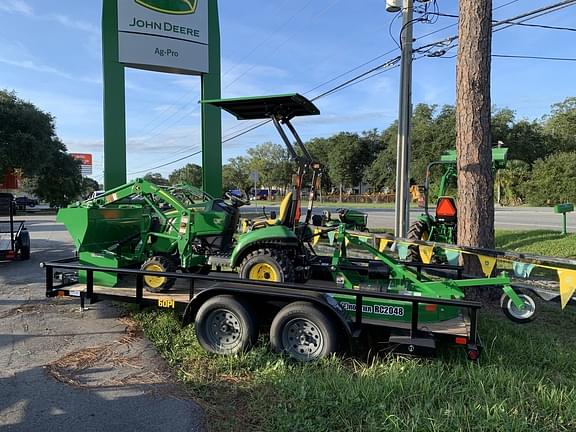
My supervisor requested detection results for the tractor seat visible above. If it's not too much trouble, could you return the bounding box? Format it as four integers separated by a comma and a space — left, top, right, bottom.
244, 192, 293, 231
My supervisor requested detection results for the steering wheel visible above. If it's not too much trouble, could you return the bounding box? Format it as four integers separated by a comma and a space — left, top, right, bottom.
224, 191, 250, 207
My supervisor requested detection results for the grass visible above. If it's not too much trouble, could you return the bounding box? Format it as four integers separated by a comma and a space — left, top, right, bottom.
495, 230, 576, 259
133, 229, 576, 431
134, 302, 576, 432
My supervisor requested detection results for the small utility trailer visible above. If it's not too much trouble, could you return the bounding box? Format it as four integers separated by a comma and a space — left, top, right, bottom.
43, 256, 484, 362
0, 193, 30, 261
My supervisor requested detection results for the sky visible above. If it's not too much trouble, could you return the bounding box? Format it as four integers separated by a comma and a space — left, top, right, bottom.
0, 0, 575, 183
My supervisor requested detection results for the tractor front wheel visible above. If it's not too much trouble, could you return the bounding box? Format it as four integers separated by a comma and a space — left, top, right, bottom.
239, 249, 295, 283
141, 256, 176, 293
407, 220, 430, 262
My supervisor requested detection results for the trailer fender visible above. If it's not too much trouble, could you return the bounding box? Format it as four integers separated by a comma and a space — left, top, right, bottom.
181, 288, 353, 342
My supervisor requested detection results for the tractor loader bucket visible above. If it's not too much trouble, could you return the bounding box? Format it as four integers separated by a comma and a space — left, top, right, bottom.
57, 207, 151, 286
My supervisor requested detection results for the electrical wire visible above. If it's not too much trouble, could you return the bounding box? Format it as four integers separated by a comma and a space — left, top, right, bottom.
492, 54, 576, 61
125, 0, 575, 176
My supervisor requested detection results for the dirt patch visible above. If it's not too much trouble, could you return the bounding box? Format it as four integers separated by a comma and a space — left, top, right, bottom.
0, 302, 49, 319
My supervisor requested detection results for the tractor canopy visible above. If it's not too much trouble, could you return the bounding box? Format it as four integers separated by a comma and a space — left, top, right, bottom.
440, 147, 509, 169
201, 93, 320, 120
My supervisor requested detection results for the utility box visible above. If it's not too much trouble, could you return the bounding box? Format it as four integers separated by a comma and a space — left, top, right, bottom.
553, 203, 573, 235
554, 203, 574, 214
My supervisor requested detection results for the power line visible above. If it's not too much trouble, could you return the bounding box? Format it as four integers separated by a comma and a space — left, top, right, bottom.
492, 53, 576, 61
128, 149, 202, 176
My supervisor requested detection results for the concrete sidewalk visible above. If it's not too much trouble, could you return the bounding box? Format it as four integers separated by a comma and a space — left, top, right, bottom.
0, 216, 204, 431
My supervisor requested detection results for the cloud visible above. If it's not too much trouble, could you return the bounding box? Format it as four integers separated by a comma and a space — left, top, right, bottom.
0, 0, 32, 15
0, 1, 98, 34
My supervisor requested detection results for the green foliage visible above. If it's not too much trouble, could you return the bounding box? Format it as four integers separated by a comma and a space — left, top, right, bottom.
168, 163, 202, 187
0, 90, 82, 206
326, 132, 373, 188
81, 177, 101, 199
143, 172, 169, 186
222, 156, 252, 194
544, 97, 576, 153
524, 152, 576, 205
496, 159, 531, 205
33, 151, 83, 207
246, 142, 294, 191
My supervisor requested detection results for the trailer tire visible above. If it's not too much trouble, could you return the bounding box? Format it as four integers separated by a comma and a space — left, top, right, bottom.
195, 295, 258, 355
17, 229, 30, 260
239, 248, 295, 282
141, 256, 176, 293
270, 302, 339, 362
500, 289, 538, 323
407, 220, 430, 262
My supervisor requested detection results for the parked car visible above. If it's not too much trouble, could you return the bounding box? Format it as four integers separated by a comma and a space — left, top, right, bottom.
15, 197, 38, 211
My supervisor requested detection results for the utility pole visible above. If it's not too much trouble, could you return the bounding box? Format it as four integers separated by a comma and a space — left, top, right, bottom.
393, 0, 414, 238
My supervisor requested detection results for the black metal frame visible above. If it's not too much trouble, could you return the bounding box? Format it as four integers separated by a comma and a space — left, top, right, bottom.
42, 257, 483, 358
0, 197, 24, 256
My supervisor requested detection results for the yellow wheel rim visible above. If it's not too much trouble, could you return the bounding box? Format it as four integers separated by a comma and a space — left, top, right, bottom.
248, 263, 280, 282
143, 263, 166, 289
421, 231, 430, 241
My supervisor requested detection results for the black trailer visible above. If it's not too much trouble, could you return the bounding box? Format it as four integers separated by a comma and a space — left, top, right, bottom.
0, 193, 30, 261
42, 257, 483, 362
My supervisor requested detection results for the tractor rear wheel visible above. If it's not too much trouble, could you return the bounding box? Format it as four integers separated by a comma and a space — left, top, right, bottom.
270, 302, 339, 362
239, 249, 295, 283
141, 256, 176, 293
407, 220, 430, 262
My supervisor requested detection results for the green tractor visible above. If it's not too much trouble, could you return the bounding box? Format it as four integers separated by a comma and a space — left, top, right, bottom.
59, 94, 329, 291
408, 148, 508, 260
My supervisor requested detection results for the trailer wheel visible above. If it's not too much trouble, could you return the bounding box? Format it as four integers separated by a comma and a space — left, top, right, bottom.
141, 256, 176, 293
195, 295, 258, 355
17, 229, 30, 260
500, 290, 538, 323
407, 220, 430, 262
270, 302, 339, 362
239, 249, 295, 282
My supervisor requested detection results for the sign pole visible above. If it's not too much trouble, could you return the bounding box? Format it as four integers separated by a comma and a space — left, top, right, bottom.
201, 0, 222, 198
102, 0, 127, 190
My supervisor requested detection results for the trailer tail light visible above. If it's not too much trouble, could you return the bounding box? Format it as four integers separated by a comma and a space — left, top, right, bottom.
436, 197, 457, 220
455, 337, 467, 345
424, 304, 437, 312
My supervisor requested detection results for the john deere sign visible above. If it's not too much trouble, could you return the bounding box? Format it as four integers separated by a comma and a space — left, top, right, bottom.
118, 0, 209, 74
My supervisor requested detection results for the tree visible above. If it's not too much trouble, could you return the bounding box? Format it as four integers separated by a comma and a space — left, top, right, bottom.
168, 163, 202, 186
456, 0, 494, 278
143, 172, 169, 186
544, 97, 576, 153
33, 150, 83, 207
0, 90, 83, 206
524, 152, 576, 205
496, 160, 531, 205
246, 142, 293, 192
222, 156, 251, 194
81, 177, 101, 199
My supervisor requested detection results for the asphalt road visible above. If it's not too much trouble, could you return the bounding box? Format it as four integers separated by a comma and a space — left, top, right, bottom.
0, 216, 204, 431
246, 204, 576, 232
